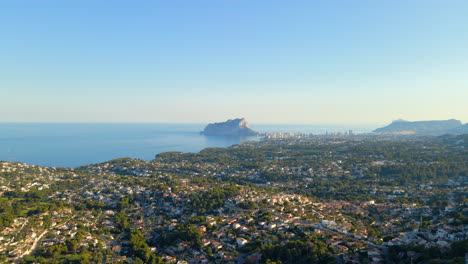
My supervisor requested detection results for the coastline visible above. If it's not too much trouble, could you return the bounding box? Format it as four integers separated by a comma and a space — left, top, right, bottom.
0, 123, 377, 168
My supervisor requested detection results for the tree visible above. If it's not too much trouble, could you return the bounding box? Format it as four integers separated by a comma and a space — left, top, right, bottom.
65, 238, 79, 252
129, 229, 152, 262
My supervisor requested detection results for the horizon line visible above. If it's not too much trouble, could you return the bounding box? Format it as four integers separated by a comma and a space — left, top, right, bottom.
0, 121, 385, 126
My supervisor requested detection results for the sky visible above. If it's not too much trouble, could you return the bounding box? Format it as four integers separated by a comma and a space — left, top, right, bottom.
1, 0, 467, 125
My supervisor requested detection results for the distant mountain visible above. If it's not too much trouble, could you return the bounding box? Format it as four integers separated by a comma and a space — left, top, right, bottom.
374, 119, 463, 134
202, 118, 258, 136
447, 123, 468, 134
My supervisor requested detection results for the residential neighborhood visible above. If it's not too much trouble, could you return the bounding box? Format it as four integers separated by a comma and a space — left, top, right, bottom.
0, 134, 467, 263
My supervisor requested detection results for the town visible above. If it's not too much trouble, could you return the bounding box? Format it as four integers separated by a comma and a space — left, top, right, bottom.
0, 134, 467, 263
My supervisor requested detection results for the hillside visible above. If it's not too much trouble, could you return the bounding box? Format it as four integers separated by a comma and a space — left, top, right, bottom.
447, 123, 468, 134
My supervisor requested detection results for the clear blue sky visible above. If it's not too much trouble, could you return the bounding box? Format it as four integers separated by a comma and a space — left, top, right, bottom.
1, 0, 467, 124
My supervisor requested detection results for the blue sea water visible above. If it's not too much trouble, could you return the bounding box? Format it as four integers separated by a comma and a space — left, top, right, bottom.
0, 123, 377, 168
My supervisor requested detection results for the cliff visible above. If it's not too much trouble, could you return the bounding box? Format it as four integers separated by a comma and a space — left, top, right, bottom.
202, 118, 258, 136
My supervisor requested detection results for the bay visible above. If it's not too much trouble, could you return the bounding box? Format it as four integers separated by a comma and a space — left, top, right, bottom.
0, 123, 376, 167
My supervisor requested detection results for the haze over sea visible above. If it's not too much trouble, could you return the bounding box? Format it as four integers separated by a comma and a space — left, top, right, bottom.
0, 123, 377, 168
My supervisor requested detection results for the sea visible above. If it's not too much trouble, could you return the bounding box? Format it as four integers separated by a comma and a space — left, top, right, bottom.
0, 123, 378, 168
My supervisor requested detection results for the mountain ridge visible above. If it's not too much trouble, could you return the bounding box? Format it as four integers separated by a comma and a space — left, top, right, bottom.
374, 119, 465, 135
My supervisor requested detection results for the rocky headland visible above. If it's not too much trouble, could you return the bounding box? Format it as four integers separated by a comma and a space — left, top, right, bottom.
202, 118, 258, 136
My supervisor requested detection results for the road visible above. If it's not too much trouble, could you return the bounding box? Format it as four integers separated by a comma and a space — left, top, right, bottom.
15, 213, 77, 263
15, 229, 48, 263
10, 219, 29, 243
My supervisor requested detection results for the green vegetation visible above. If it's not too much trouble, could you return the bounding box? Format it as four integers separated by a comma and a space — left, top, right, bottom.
260, 239, 335, 264
1, 134, 467, 263
190, 185, 241, 213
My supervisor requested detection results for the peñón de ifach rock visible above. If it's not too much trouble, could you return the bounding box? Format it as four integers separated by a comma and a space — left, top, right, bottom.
202, 118, 258, 136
